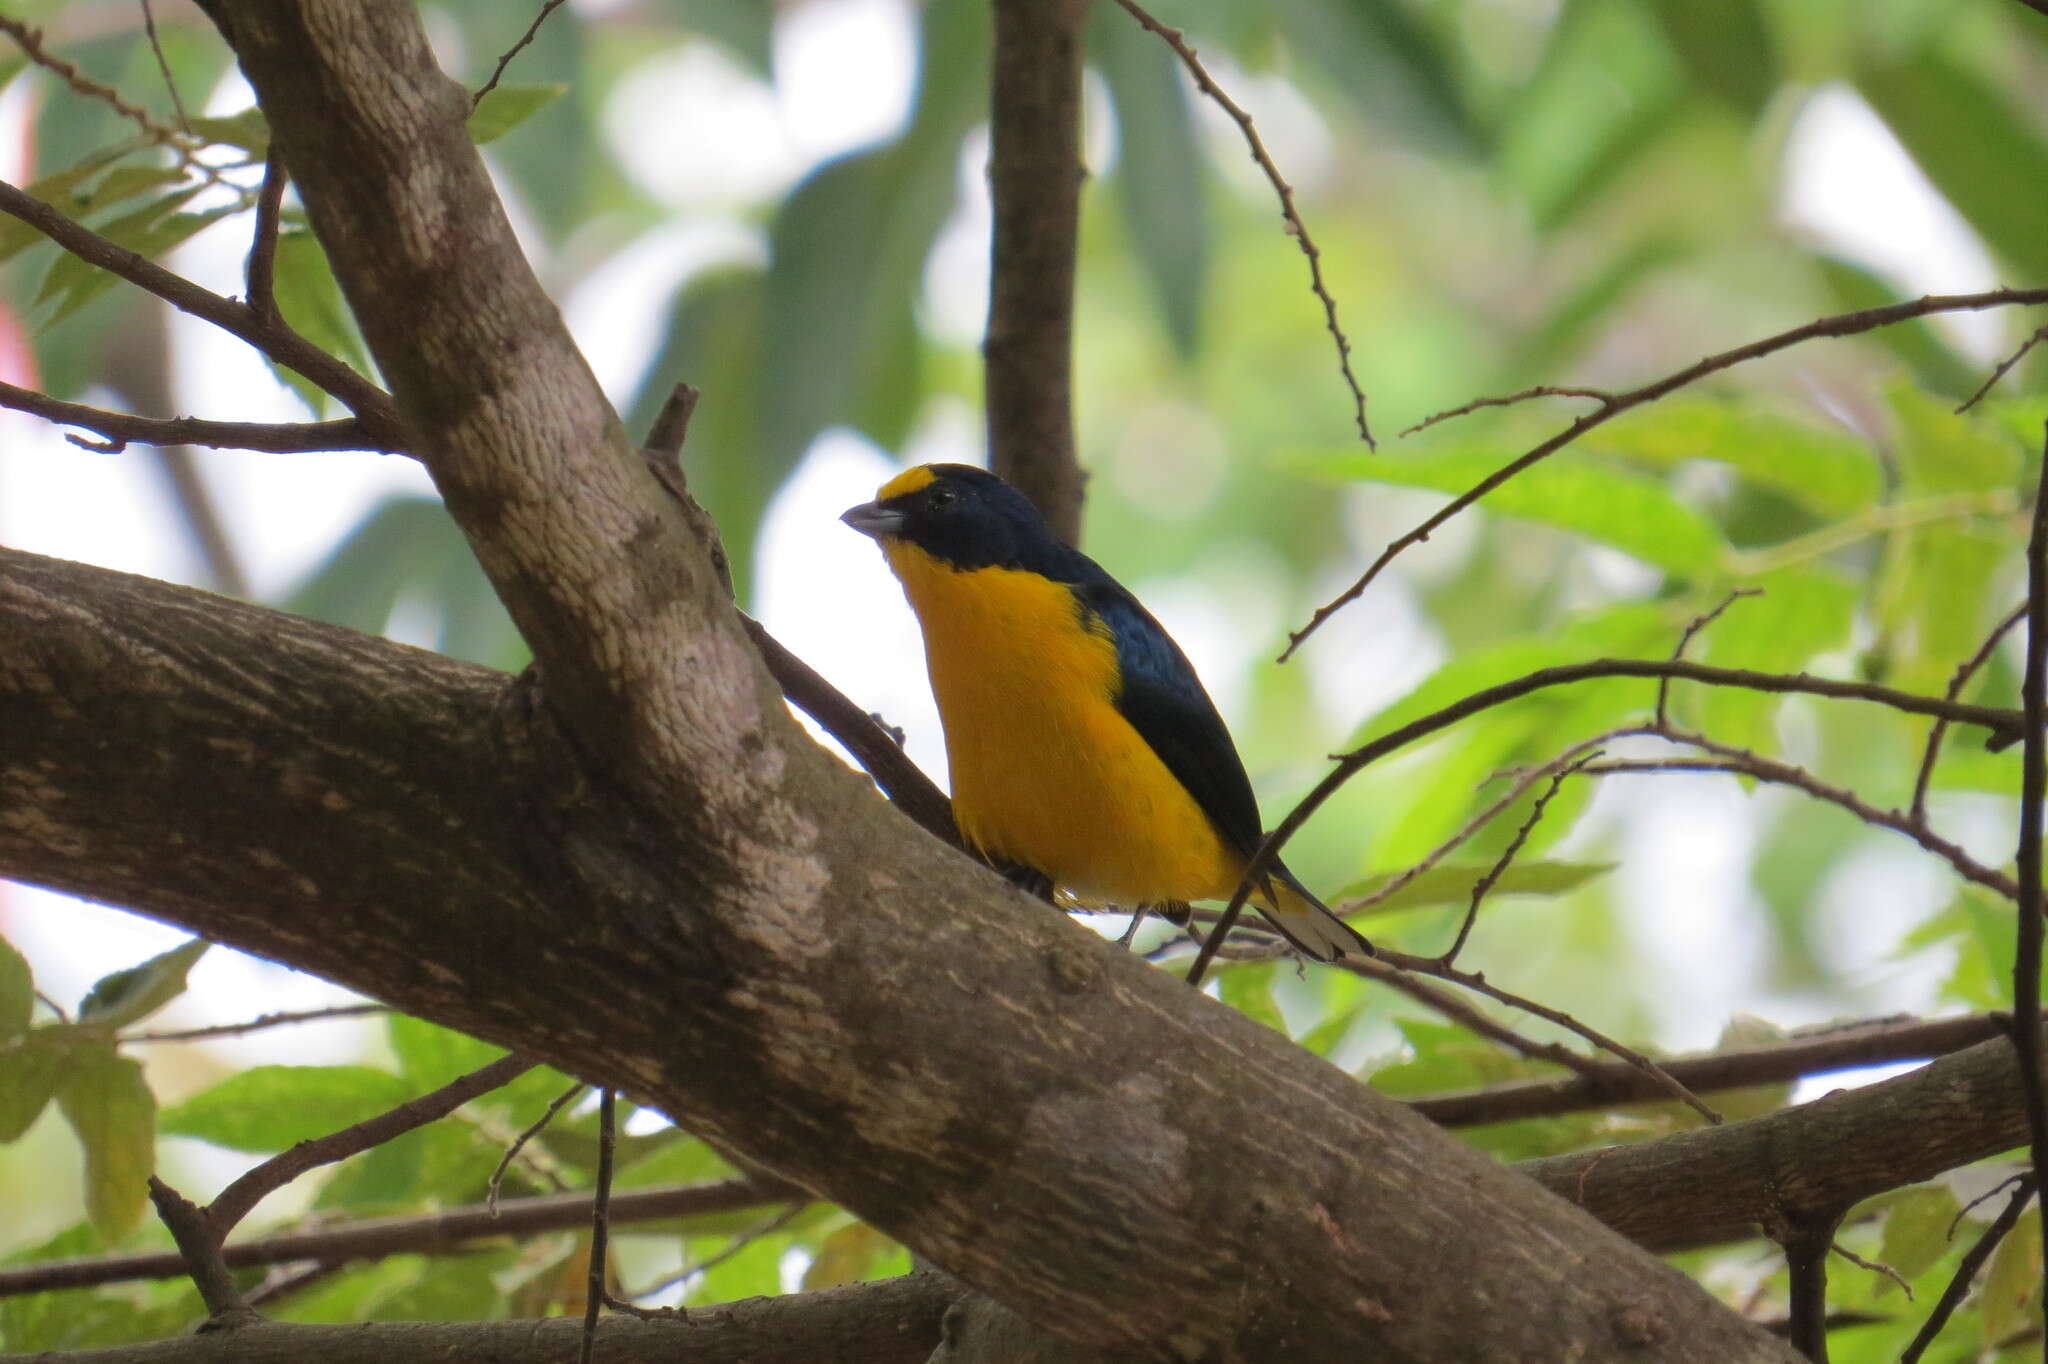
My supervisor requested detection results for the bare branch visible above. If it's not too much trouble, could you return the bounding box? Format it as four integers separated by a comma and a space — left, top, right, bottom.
1401, 385, 1616, 438
986, 0, 1089, 541
205, 1053, 535, 1239
1779, 1216, 1840, 1361
1901, 1176, 2037, 1363
0, 15, 195, 154
0, 179, 404, 444
1957, 325, 2048, 414
2013, 434, 2048, 1345
1405, 1013, 2003, 1128
147, 1177, 259, 1329
1659, 589, 1762, 727
0, 380, 387, 454
138, 0, 190, 130
1912, 601, 2028, 825
245, 148, 287, 325
0, 1176, 797, 1297
471, 0, 571, 110
488, 1077, 583, 1214
1110, 0, 1373, 447
124, 1002, 385, 1044
1436, 751, 1596, 965
1284, 287, 2048, 660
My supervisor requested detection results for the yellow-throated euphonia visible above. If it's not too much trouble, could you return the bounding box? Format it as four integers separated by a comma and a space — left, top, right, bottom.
842, 463, 1372, 962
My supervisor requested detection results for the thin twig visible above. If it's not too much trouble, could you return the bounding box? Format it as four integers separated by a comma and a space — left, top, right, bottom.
1584, 723, 2019, 900
0, 179, 405, 444
0, 1176, 799, 1297
138, 0, 189, 130
1437, 752, 1599, 965
1912, 601, 2029, 826
1375, 946, 1722, 1124
1404, 1013, 2002, 1128
1658, 589, 1762, 727
616, 1203, 806, 1305
240, 1259, 346, 1310
1951, 1172, 2029, 1239
246, 148, 287, 325
489, 1078, 585, 1215
1401, 386, 1616, 438
0, 16, 195, 153
1110, 0, 1373, 447
206, 1053, 536, 1239
1340, 730, 1628, 918
1210, 655, 2029, 975
148, 1177, 259, 1328
1901, 1176, 2037, 1364
0, 380, 385, 454
579, 1086, 618, 1364
1957, 325, 2048, 415
2013, 430, 2048, 1362
1339, 953, 1606, 1076
472, 0, 571, 109
1830, 1240, 1912, 1299
1283, 287, 2048, 660
123, 1002, 386, 1043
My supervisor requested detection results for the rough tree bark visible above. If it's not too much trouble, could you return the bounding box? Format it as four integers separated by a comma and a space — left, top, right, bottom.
0, 1, 1812, 1357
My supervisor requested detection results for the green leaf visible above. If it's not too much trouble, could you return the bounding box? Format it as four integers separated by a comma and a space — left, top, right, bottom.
387, 1013, 505, 1091
1335, 861, 1615, 916
1693, 565, 1856, 752
1983, 1206, 2042, 1348
1812, 255, 1978, 401
75, 939, 208, 1031
1876, 1185, 1963, 1291
0, 1026, 90, 1141
1279, 0, 1485, 156
758, 0, 986, 475
1582, 400, 1882, 519
1298, 446, 1728, 576
803, 1220, 894, 1290
1218, 962, 1288, 1033
1648, 0, 1776, 115
1493, 0, 1684, 232
56, 1045, 155, 1241
267, 229, 376, 417
0, 934, 30, 1041
467, 83, 569, 146
187, 107, 270, 156
1887, 382, 2023, 497
1858, 52, 2048, 282
0, 141, 149, 264
34, 192, 238, 332
1093, 4, 1208, 355
161, 1065, 411, 1153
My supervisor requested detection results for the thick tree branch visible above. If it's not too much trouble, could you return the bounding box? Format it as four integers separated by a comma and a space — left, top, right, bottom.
3, 0, 1806, 1353
985, 0, 1089, 541
0, 547, 1795, 1361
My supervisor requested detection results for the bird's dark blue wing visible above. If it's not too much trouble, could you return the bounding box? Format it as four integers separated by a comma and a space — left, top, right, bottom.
1072, 579, 1266, 859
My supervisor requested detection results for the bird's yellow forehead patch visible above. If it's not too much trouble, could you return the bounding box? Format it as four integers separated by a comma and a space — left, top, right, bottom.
876, 464, 938, 501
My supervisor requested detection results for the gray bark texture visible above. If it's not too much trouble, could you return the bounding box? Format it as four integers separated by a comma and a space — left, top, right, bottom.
0, 1, 1816, 1358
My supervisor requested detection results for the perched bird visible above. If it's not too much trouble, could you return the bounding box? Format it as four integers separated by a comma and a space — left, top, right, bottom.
841, 463, 1372, 962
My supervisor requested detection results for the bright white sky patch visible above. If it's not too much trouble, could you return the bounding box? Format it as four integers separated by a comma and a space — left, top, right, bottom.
1781, 85, 1999, 358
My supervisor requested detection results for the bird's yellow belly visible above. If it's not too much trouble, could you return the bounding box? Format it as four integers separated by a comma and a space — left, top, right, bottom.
885, 542, 1241, 904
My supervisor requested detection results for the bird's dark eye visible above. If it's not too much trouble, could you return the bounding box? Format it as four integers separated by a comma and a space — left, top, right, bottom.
928, 485, 956, 508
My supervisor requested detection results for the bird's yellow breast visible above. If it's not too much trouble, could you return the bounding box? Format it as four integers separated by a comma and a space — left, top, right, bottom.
882, 539, 1242, 904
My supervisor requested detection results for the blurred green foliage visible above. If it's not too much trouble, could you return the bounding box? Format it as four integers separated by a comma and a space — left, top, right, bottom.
3, 0, 2048, 1352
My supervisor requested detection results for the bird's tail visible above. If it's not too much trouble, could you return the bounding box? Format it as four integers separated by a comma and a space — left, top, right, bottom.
1250, 865, 1374, 963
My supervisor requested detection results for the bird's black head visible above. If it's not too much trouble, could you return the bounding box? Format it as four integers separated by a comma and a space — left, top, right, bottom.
840, 463, 1066, 573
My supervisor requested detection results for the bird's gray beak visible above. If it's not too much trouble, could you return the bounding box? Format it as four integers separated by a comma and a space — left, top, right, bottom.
841, 501, 907, 538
